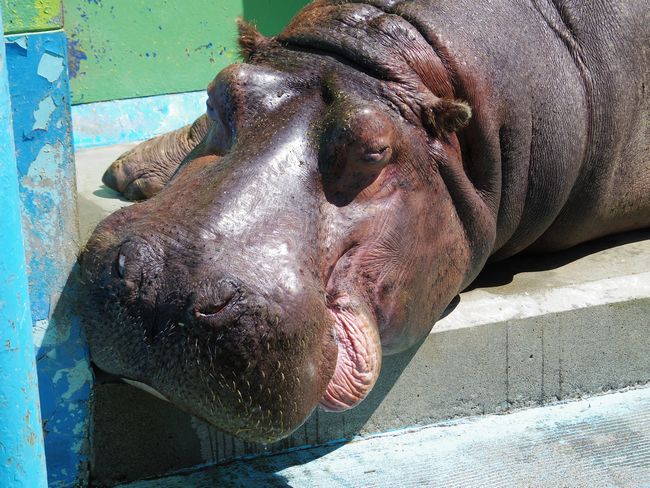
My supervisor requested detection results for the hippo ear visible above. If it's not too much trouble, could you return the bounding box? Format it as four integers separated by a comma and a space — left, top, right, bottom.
422, 98, 472, 135
237, 19, 269, 60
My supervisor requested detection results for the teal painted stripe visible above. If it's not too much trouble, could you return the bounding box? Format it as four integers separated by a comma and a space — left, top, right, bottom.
0, 7, 49, 487
6, 30, 92, 487
71, 91, 206, 149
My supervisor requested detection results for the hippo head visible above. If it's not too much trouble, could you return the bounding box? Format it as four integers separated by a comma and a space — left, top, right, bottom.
81, 4, 494, 443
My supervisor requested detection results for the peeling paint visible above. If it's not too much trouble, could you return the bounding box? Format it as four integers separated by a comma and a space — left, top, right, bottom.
31, 319, 49, 349
32, 95, 56, 131
7, 35, 27, 51
52, 359, 93, 401
63, 0, 243, 104
36, 52, 63, 82
66, 36, 86, 79
0, 6, 48, 486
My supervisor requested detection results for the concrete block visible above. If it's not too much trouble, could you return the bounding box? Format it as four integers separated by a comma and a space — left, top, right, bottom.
6, 31, 91, 487
74, 144, 650, 486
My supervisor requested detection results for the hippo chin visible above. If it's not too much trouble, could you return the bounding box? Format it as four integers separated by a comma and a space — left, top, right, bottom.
80, 0, 650, 442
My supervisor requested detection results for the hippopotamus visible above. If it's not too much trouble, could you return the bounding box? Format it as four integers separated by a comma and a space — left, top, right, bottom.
80, 0, 650, 443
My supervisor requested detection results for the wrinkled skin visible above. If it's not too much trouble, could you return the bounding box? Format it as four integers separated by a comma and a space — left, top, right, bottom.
81, 0, 650, 442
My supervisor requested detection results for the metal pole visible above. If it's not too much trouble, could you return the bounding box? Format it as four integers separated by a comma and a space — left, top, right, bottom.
0, 4, 49, 486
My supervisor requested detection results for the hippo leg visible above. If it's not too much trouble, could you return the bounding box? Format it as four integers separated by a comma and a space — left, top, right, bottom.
102, 113, 211, 201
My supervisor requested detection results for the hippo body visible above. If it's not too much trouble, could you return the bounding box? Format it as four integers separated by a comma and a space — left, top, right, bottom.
82, 0, 650, 442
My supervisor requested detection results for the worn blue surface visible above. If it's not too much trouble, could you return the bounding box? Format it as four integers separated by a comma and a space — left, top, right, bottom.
72, 89, 205, 149
0, 7, 49, 487
121, 387, 650, 488
5, 31, 92, 488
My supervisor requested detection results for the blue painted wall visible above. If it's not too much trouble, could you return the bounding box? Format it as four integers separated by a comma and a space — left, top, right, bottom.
72, 90, 205, 149
5, 31, 92, 487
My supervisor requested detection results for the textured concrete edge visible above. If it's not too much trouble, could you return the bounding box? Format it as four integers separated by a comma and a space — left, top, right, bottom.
435, 271, 650, 333
88, 295, 650, 485
71, 91, 206, 150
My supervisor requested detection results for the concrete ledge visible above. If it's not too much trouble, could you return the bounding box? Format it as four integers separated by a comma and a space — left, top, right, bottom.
75, 144, 650, 486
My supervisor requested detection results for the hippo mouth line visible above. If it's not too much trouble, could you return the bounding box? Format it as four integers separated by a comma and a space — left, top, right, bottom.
319, 306, 382, 412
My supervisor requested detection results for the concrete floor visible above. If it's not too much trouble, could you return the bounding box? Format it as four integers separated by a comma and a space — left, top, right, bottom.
118, 386, 650, 488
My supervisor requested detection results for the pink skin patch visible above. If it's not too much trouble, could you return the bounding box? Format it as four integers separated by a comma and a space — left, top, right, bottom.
319, 307, 382, 412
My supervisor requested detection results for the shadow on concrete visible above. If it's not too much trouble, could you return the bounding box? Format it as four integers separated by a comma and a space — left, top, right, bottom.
467, 229, 650, 292
92, 185, 127, 201
242, 0, 310, 36
89, 338, 423, 486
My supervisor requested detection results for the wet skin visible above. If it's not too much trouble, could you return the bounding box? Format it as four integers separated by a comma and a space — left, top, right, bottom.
81, 0, 650, 442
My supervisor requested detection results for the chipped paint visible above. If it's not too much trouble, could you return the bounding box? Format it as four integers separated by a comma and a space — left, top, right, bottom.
52, 359, 93, 401
63, 0, 312, 105
66, 36, 86, 79
63, 0, 242, 104
37, 51, 64, 82
6, 30, 91, 488
32, 95, 56, 131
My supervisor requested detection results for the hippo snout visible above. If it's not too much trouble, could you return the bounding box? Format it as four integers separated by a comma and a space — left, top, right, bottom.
81, 213, 343, 442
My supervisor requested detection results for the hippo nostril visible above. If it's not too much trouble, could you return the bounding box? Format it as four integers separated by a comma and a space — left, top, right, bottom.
114, 238, 152, 284
194, 291, 236, 318
116, 253, 126, 279
195, 300, 231, 317
192, 278, 240, 319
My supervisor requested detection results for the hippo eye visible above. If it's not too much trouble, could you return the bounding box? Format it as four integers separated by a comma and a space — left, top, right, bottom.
361, 146, 390, 164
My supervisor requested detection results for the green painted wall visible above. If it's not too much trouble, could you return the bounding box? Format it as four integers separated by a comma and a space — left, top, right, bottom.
2, 0, 63, 34
65, 0, 310, 105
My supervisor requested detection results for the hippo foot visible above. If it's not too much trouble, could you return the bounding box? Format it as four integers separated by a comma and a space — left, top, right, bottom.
103, 114, 211, 201
102, 149, 169, 201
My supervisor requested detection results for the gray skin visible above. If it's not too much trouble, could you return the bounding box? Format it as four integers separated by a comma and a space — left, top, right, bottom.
81, 0, 650, 443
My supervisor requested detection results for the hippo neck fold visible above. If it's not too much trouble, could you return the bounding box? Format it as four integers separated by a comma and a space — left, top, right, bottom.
278, 1, 456, 121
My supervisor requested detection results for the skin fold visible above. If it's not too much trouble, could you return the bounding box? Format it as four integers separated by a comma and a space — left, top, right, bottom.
82, 0, 649, 442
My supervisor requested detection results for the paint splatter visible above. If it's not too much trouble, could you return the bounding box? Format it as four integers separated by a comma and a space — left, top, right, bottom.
67, 37, 87, 79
